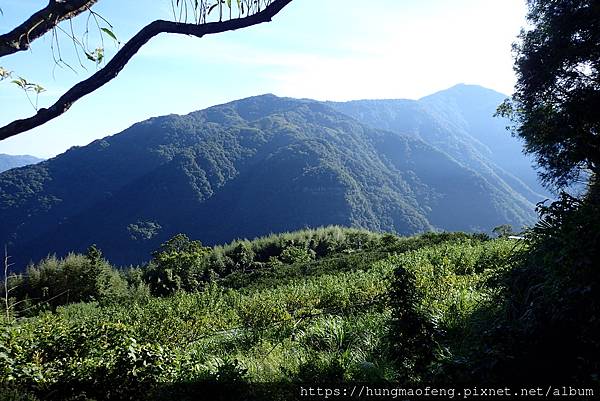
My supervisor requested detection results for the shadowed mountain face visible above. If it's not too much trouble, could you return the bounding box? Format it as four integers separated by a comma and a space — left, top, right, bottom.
0, 154, 43, 173
0, 90, 540, 268
420, 85, 549, 199
328, 84, 551, 204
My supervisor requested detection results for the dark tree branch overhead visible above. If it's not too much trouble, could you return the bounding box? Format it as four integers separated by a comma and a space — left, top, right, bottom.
0, 0, 293, 141
0, 0, 99, 57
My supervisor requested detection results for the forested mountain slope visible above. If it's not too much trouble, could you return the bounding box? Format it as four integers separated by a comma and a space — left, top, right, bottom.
329, 84, 551, 204
0, 93, 537, 268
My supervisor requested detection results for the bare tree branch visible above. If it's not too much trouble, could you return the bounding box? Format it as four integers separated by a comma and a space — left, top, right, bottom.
0, 0, 100, 57
0, 0, 293, 141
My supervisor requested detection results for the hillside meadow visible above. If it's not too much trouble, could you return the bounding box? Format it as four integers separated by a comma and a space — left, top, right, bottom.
3, 197, 600, 399
1, 227, 527, 400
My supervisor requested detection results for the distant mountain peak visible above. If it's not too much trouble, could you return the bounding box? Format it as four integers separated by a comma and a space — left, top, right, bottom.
0, 153, 43, 173
421, 83, 508, 102
0, 153, 43, 160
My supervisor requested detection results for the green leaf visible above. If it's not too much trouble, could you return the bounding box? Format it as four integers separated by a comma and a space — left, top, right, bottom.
11, 78, 27, 89
33, 84, 46, 94
100, 27, 118, 42
95, 48, 105, 64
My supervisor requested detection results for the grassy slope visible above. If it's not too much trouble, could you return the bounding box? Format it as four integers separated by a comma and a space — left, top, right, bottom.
0, 230, 519, 399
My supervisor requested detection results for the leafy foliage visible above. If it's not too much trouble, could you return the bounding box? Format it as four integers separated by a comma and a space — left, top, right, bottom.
492, 224, 515, 238
9, 247, 129, 314
385, 238, 519, 383
1, 229, 510, 399
145, 234, 210, 295
498, 0, 600, 188
479, 1, 600, 387
388, 266, 435, 382
481, 191, 600, 385
4, 222, 595, 397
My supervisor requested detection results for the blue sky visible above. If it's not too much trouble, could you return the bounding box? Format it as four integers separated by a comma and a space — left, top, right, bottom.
0, 0, 527, 158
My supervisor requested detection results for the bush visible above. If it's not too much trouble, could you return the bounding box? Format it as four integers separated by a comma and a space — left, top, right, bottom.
484, 192, 600, 385
385, 238, 517, 384
13, 246, 128, 313
145, 234, 210, 295
0, 318, 178, 400
278, 246, 315, 265
388, 266, 436, 383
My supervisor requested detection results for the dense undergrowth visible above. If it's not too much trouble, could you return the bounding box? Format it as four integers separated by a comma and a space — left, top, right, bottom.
1, 215, 598, 399
481, 192, 600, 385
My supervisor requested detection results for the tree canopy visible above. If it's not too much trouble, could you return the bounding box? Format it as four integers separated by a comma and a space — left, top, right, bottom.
0, 0, 293, 140
498, 0, 600, 189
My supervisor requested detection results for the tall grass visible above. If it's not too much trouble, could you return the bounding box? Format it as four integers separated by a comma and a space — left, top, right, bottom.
1, 231, 520, 399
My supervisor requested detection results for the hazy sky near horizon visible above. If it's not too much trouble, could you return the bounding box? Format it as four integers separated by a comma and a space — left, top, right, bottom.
0, 0, 527, 158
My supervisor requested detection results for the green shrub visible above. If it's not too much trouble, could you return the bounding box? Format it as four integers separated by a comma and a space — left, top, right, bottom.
13, 247, 129, 313
388, 266, 436, 383
279, 246, 315, 265
385, 238, 517, 383
145, 234, 210, 295
484, 193, 600, 385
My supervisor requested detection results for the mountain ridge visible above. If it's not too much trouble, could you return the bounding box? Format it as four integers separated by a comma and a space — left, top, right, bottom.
0, 88, 541, 268
328, 84, 549, 203
0, 153, 43, 173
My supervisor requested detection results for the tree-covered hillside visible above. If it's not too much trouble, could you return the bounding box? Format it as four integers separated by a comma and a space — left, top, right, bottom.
329, 84, 551, 204
0, 93, 537, 268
